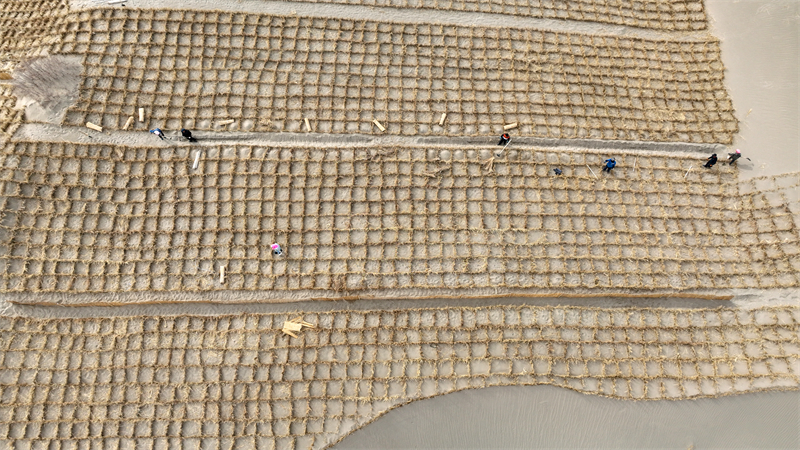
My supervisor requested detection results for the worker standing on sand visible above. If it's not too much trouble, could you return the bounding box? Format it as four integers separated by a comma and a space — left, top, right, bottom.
704, 153, 718, 168
150, 128, 165, 140
181, 129, 197, 142
728, 149, 742, 165
271, 243, 283, 256
602, 158, 616, 173
498, 133, 510, 146
553, 168, 562, 175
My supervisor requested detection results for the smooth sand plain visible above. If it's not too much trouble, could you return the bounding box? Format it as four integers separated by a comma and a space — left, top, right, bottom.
334, 385, 800, 449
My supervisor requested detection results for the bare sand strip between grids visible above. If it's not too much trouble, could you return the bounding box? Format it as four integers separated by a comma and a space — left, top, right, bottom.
1, 141, 798, 304
0, 305, 797, 449
13, 123, 728, 155
2, 292, 735, 309
69, 0, 711, 38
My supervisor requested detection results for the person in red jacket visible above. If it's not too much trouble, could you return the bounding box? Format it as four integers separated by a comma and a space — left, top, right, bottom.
498, 133, 510, 146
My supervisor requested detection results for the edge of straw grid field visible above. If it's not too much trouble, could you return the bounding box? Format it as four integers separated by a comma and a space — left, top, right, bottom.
0, 304, 797, 449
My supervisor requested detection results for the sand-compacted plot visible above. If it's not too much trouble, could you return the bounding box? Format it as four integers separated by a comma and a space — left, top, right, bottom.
53, 8, 737, 143
0, 305, 797, 449
1, 141, 799, 303
275, 0, 709, 31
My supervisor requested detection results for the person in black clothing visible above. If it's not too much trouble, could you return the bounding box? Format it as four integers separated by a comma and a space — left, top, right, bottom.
704, 153, 717, 168
728, 149, 741, 165
553, 168, 562, 175
181, 129, 197, 142
498, 133, 510, 146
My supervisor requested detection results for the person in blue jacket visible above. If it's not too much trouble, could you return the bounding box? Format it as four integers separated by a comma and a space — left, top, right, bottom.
602, 158, 616, 173
150, 128, 165, 140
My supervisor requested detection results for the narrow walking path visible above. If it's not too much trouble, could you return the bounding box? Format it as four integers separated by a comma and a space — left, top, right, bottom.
69, 0, 717, 42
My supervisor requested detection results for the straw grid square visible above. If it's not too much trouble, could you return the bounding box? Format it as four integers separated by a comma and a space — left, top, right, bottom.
276, 0, 708, 31
0, 305, 798, 449
1, 141, 798, 299
54, 9, 737, 144
0, 0, 68, 60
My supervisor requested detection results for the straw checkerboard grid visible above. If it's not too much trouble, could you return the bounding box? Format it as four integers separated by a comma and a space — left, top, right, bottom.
56, 9, 736, 143
1, 141, 798, 298
0, 305, 797, 449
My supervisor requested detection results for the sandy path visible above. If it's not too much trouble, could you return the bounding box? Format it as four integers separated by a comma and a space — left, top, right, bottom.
15, 123, 723, 154
70, 0, 713, 42
4, 287, 800, 319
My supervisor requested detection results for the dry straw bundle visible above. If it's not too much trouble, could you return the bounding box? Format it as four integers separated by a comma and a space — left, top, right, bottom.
0, 305, 797, 448
1, 141, 798, 299
51, 8, 736, 143
0, 0, 70, 141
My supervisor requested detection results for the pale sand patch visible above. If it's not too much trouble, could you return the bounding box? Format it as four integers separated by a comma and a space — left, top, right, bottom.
705, 0, 800, 181
11, 55, 83, 125
334, 385, 800, 449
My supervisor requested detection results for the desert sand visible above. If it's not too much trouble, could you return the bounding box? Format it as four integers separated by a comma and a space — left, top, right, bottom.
334, 386, 800, 449
0, 0, 798, 448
